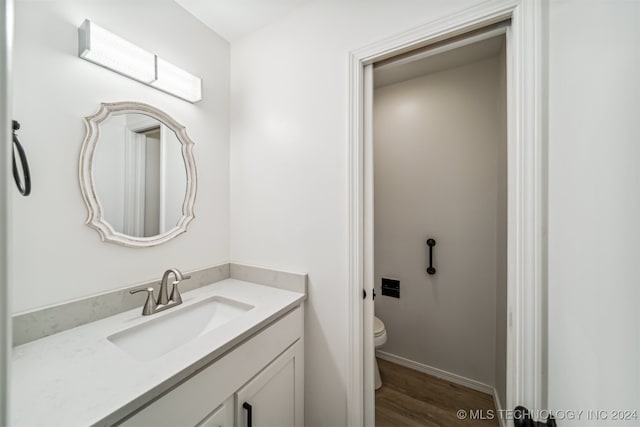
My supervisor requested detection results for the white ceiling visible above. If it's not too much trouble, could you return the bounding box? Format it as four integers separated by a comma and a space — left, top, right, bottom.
174, 0, 312, 42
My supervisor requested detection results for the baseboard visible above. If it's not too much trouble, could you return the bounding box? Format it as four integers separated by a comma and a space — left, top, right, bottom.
493, 387, 506, 427
376, 350, 494, 395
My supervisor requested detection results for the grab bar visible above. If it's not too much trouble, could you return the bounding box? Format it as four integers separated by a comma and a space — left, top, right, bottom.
426, 238, 436, 275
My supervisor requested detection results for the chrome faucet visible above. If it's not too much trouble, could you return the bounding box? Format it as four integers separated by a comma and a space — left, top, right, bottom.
130, 268, 192, 316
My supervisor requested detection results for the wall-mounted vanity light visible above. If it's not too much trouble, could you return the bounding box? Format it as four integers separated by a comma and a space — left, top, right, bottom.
78, 19, 202, 103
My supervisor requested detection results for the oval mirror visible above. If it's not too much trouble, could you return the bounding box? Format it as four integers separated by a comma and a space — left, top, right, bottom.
80, 102, 197, 247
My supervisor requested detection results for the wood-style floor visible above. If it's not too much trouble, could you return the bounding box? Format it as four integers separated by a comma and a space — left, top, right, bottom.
375, 358, 499, 427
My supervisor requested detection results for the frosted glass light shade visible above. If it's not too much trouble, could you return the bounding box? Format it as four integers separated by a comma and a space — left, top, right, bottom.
152, 58, 202, 103
78, 20, 156, 84
78, 19, 203, 103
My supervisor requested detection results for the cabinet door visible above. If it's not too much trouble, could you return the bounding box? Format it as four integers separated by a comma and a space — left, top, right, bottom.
197, 396, 234, 427
236, 341, 303, 427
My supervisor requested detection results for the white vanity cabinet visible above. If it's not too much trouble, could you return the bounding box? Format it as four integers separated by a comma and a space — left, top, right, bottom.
118, 306, 303, 427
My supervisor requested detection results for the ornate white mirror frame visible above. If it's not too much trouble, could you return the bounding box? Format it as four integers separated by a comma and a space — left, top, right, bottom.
79, 101, 197, 248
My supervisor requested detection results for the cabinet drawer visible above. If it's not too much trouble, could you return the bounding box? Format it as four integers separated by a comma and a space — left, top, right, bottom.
118, 306, 302, 427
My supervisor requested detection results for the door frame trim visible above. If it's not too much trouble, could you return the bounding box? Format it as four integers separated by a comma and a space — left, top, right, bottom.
346, 1, 546, 424
0, 0, 13, 424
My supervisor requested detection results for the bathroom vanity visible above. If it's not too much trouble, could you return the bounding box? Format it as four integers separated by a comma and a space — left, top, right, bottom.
10, 96, 306, 426
11, 278, 305, 427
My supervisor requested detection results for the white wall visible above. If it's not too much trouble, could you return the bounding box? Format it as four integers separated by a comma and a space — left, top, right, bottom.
94, 115, 125, 232
547, 0, 640, 423
229, 1, 482, 425
12, 0, 230, 312
373, 56, 506, 388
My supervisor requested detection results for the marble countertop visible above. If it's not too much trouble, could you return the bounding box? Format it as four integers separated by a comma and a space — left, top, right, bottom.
11, 279, 305, 427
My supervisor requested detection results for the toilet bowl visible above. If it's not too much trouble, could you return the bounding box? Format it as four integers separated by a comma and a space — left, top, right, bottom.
374, 316, 387, 389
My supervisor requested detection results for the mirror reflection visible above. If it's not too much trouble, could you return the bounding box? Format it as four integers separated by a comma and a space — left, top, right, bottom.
93, 113, 187, 238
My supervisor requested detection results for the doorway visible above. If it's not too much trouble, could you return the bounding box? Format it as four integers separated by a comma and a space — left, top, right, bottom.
347, 2, 546, 426
371, 32, 507, 426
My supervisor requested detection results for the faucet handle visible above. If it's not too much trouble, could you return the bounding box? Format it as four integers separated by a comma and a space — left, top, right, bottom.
169, 272, 191, 304
130, 287, 157, 316
169, 281, 183, 304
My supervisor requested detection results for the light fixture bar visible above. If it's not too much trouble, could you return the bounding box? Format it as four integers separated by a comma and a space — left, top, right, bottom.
78, 20, 156, 84
78, 20, 202, 103
152, 57, 202, 103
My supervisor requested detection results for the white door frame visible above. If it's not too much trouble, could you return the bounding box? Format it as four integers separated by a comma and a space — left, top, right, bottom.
123, 130, 147, 237
347, 1, 546, 425
0, 0, 13, 424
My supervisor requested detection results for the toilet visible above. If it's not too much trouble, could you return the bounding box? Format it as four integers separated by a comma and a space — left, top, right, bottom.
374, 315, 387, 389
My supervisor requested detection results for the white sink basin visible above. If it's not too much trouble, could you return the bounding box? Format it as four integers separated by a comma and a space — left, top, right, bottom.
108, 296, 254, 360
